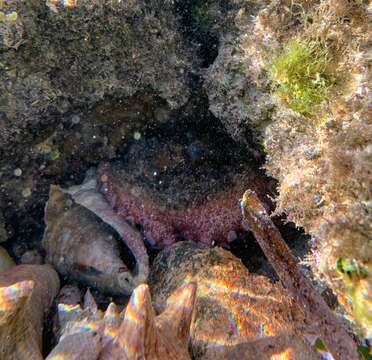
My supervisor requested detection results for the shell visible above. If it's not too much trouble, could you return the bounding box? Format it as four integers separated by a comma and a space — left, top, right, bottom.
0, 264, 60, 360
47, 282, 197, 360
149, 241, 322, 360
43, 171, 149, 296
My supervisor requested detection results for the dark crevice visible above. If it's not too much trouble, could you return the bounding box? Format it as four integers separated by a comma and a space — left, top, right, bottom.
174, 0, 220, 68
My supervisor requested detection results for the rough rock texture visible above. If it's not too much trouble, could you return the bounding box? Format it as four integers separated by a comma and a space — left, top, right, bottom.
149, 242, 321, 360
257, 0, 371, 335
0, 0, 192, 151
203, 0, 371, 334
0, 211, 7, 243
0, 245, 15, 271
204, 0, 275, 151
0, 0, 194, 245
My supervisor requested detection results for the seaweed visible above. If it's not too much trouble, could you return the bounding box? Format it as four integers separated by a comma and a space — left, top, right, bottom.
269, 39, 335, 115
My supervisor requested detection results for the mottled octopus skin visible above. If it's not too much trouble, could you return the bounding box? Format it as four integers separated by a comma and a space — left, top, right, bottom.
97, 162, 272, 247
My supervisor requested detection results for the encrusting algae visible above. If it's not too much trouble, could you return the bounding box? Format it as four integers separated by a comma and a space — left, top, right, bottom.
242, 0, 372, 336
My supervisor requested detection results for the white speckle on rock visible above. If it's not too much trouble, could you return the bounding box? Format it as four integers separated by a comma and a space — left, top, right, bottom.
14, 168, 22, 177
71, 114, 80, 124
133, 131, 141, 140
22, 188, 32, 198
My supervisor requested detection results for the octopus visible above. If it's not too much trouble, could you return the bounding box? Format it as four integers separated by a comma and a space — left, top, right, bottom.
95, 135, 275, 250
43, 135, 275, 295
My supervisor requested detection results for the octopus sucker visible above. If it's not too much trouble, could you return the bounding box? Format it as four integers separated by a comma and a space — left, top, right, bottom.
47, 282, 197, 360
0, 264, 60, 360
42, 170, 149, 296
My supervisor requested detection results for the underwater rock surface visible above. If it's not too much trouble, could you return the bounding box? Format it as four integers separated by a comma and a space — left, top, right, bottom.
0, 212, 7, 243
0, 0, 193, 152
149, 242, 321, 360
201, 0, 372, 334
0, 0, 369, 353
0, 245, 14, 272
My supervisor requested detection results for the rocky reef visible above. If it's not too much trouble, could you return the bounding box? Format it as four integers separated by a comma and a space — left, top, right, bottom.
0, 0, 370, 357
200, 0, 371, 336
0, 0, 191, 150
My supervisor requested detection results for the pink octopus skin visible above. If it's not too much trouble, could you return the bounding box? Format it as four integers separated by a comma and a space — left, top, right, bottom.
97, 162, 273, 247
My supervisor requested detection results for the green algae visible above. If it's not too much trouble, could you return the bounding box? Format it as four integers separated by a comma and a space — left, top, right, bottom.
269, 40, 335, 115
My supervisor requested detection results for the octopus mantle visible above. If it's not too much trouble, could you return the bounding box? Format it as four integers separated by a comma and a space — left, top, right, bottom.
97, 161, 273, 248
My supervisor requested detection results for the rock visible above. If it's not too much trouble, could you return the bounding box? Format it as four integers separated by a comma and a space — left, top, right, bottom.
0, 0, 193, 153
0, 245, 15, 272
149, 242, 321, 360
0, 211, 7, 243
204, 2, 275, 153
20, 249, 43, 265
0, 0, 195, 241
